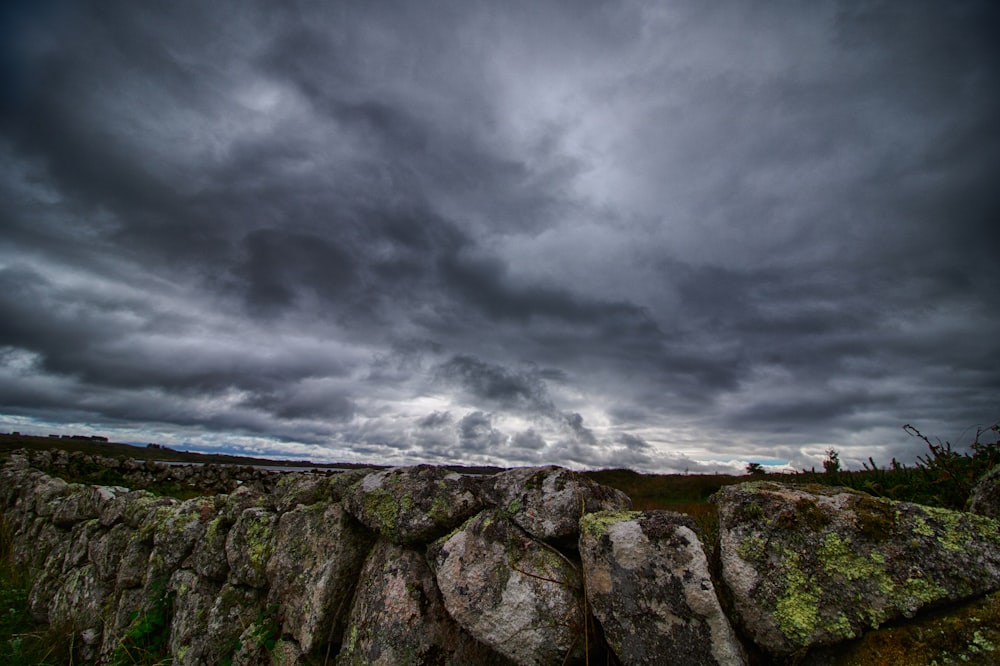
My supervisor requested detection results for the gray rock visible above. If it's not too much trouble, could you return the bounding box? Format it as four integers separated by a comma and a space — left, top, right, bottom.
970, 464, 1000, 519
185, 513, 232, 581
89, 522, 134, 581
429, 510, 585, 665
266, 500, 374, 653
52, 484, 100, 527
48, 563, 111, 639
714, 482, 1000, 657
580, 510, 746, 666
116, 525, 154, 589
338, 538, 514, 666
344, 465, 483, 544
227, 506, 278, 588
167, 569, 223, 666
62, 518, 104, 573
33, 473, 70, 516
147, 497, 212, 579
271, 471, 372, 513
485, 466, 632, 543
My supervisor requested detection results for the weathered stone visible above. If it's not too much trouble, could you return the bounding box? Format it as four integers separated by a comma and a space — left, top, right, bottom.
167, 569, 223, 666
48, 563, 111, 638
203, 583, 267, 664
429, 509, 585, 665
95, 485, 132, 526
344, 465, 483, 544
62, 518, 104, 573
580, 510, 746, 665
485, 465, 632, 543
185, 513, 232, 581
227, 506, 278, 588
339, 538, 514, 666
970, 464, 1000, 519
147, 497, 212, 579
270, 469, 373, 514
116, 526, 154, 589
714, 482, 1000, 657
33, 473, 70, 516
52, 484, 100, 527
89, 522, 134, 581
266, 501, 374, 653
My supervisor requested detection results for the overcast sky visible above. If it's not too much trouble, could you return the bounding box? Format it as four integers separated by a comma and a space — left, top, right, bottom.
1, 1, 998, 473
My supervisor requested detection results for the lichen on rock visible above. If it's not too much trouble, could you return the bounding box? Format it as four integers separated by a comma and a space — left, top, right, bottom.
715, 482, 1000, 657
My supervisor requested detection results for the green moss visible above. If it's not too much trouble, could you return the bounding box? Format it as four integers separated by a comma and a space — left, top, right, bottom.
580, 511, 641, 539
429, 494, 450, 523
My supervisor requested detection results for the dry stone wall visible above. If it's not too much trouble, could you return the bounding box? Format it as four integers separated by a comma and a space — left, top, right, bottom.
2, 452, 999, 665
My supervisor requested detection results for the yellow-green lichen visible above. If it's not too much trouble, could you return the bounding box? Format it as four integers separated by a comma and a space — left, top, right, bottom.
244, 515, 274, 571
774, 551, 822, 643
736, 534, 766, 561
580, 511, 641, 539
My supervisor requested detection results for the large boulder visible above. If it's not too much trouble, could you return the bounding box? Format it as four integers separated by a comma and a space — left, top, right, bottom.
580, 510, 746, 665
429, 510, 585, 665
970, 464, 1000, 519
714, 482, 1000, 657
266, 500, 374, 653
338, 538, 513, 665
344, 465, 483, 544
485, 466, 632, 543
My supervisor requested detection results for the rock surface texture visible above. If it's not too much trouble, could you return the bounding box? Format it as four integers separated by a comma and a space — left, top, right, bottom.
2, 450, 1000, 665
580, 510, 746, 665
714, 481, 1000, 657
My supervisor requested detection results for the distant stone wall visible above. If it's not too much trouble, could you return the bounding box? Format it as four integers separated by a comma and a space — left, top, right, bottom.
2, 453, 999, 665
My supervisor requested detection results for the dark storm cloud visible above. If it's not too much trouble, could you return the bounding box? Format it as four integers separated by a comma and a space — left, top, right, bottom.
1, 1, 998, 471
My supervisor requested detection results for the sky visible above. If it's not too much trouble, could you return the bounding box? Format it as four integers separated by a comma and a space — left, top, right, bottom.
1, 1, 998, 473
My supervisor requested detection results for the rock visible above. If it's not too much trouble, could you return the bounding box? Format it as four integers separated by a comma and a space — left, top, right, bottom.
116, 525, 155, 589
62, 518, 104, 573
226, 507, 278, 588
580, 510, 746, 666
167, 569, 223, 666
344, 465, 483, 544
271, 471, 372, 513
970, 464, 1000, 519
429, 510, 585, 665
52, 484, 100, 527
89, 523, 134, 581
147, 497, 212, 579
714, 482, 1000, 657
48, 564, 111, 640
33, 473, 70, 516
266, 501, 374, 653
338, 538, 514, 666
485, 466, 632, 543
185, 513, 232, 581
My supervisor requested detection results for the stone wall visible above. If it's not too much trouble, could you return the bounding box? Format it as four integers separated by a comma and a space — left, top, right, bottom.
2, 452, 999, 665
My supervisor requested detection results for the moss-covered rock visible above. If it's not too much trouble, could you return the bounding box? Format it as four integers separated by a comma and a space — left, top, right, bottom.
580, 510, 746, 665
344, 465, 483, 545
715, 482, 1000, 658
266, 500, 373, 654
226, 507, 278, 588
485, 465, 632, 544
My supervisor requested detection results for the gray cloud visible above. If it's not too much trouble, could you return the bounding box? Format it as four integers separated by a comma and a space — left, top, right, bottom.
1, 1, 998, 471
